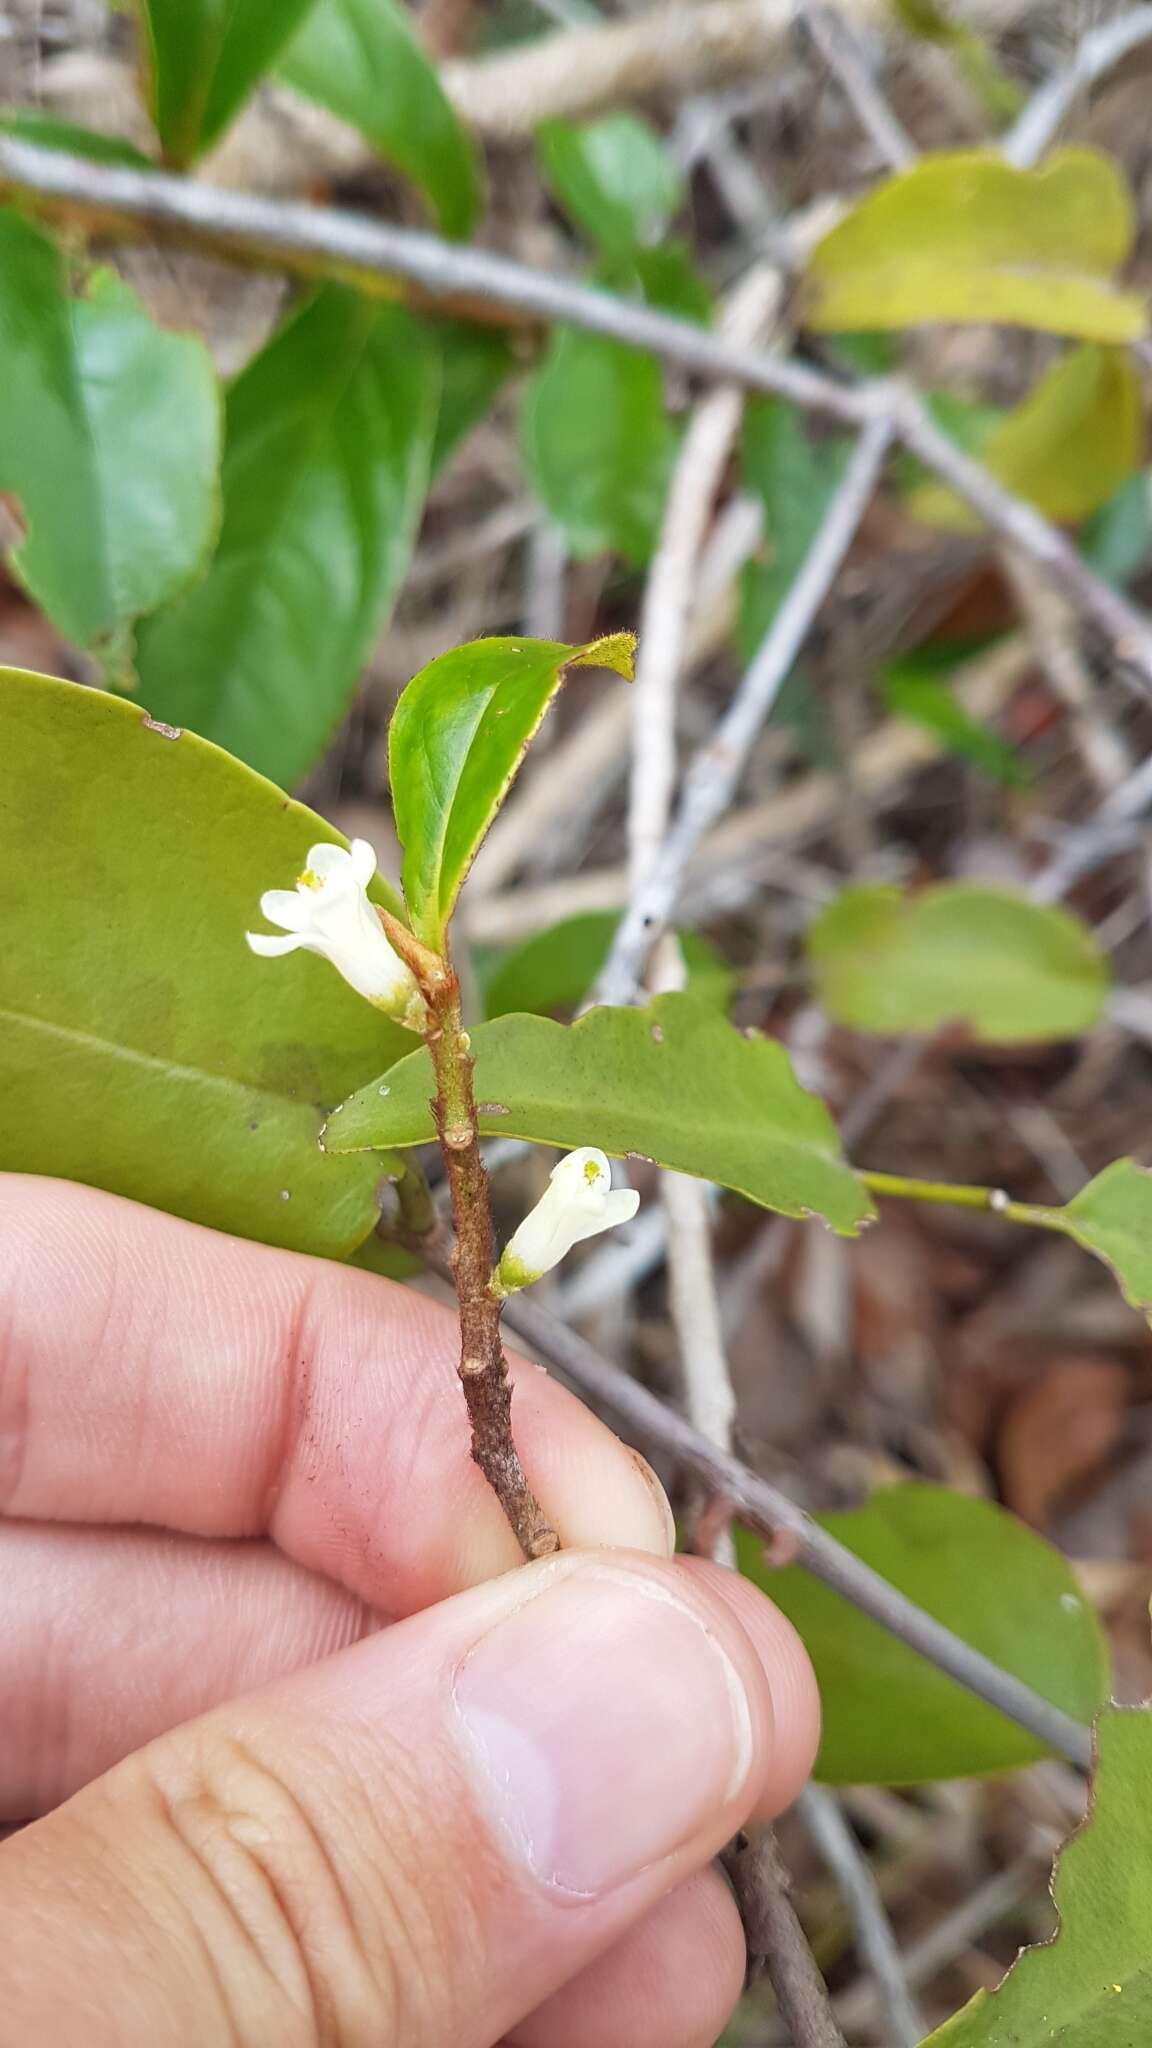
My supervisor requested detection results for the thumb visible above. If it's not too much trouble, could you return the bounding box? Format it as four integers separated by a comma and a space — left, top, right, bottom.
0, 1550, 815, 2048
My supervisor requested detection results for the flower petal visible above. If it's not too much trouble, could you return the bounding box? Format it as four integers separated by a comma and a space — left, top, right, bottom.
602, 1188, 640, 1228
259, 889, 312, 933
304, 842, 351, 881
348, 838, 379, 888
246, 931, 304, 957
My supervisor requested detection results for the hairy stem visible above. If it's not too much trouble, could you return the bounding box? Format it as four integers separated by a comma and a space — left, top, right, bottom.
425, 975, 559, 1560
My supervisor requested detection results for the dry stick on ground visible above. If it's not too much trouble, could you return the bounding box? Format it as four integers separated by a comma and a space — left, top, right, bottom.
2, 140, 1150, 690
802, 0, 918, 169
1003, 2, 1152, 167
595, 415, 894, 1007
799, 1785, 926, 2047
725, 1830, 848, 2048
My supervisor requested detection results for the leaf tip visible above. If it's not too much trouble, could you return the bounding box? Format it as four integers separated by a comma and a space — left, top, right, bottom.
570, 630, 637, 683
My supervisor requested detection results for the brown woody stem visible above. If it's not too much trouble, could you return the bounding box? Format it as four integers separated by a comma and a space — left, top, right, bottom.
424, 971, 559, 1560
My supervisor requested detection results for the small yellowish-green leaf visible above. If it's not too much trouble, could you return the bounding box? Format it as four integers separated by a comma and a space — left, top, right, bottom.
325, 995, 875, 1235
389, 634, 635, 951
738, 1487, 1107, 1783
807, 883, 1109, 1042
482, 912, 735, 1020
803, 148, 1146, 341
280, 0, 482, 239
1050, 1159, 1152, 1314
910, 344, 1142, 529
0, 211, 220, 649
923, 1707, 1152, 2042
537, 113, 684, 251
0, 668, 407, 1258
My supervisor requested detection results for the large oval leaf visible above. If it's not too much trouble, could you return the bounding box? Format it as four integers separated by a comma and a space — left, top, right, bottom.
803, 148, 1147, 341
280, 0, 483, 239
389, 633, 634, 951
738, 1487, 1108, 1784
0, 668, 408, 1258
135, 0, 315, 165
135, 286, 438, 788
0, 211, 219, 650
909, 344, 1142, 530
926, 1708, 1152, 2042
806, 883, 1110, 1042
325, 995, 874, 1234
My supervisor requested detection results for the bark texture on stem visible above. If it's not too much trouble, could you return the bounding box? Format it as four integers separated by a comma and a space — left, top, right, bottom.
426, 977, 559, 1560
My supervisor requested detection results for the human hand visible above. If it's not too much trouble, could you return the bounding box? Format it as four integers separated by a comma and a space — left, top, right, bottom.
0, 1176, 819, 2047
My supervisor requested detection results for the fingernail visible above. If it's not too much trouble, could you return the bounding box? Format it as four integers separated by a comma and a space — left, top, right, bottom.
453, 1567, 756, 1898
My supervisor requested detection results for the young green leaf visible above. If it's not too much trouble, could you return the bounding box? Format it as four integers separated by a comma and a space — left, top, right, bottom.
537, 113, 684, 252
521, 325, 677, 563
135, 286, 438, 789
0, 108, 154, 166
0, 668, 408, 1259
135, 0, 315, 165
482, 912, 735, 1020
388, 633, 635, 950
882, 658, 1028, 786
324, 995, 875, 1235
737, 398, 852, 661
807, 883, 1110, 1042
279, 0, 483, 239
0, 212, 219, 650
1049, 1159, 1152, 1314
737, 1488, 1108, 1784
909, 344, 1142, 529
803, 148, 1146, 340
924, 1707, 1152, 2041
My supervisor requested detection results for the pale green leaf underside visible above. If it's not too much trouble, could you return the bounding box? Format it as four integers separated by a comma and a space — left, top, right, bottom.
804, 148, 1147, 341
325, 995, 875, 1234
0, 210, 220, 648
0, 667, 406, 1258
924, 1708, 1152, 2043
807, 883, 1110, 1042
739, 1486, 1107, 1784
389, 633, 635, 949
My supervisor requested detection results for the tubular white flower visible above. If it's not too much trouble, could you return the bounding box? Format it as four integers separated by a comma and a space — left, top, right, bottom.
493, 1147, 640, 1296
246, 839, 423, 1023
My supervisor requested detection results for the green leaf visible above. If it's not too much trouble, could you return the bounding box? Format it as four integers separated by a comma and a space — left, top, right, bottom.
389, 633, 635, 950
280, 0, 482, 239
482, 912, 735, 1019
803, 148, 1147, 340
0, 668, 408, 1258
537, 113, 684, 252
910, 345, 1142, 529
628, 241, 712, 324
881, 658, 1028, 786
325, 994, 876, 1235
521, 325, 677, 563
1082, 471, 1152, 588
737, 399, 852, 661
0, 214, 219, 651
134, 285, 438, 789
0, 108, 153, 166
807, 883, 1110, 1042
1049, 1159, 1152, 1314
135, 0, 315, 164
737, 1486, 1108, 1784
924, 1707, 1152, 2041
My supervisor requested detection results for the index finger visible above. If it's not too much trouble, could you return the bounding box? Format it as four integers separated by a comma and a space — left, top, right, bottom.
0, 1176, 673, 1616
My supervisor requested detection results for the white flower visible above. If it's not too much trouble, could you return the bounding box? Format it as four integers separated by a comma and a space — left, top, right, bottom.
246, 839, 422, 1023
492, 1147, 640, 1296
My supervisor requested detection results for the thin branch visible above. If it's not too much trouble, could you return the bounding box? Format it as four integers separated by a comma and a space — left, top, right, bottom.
596, 415, 893, 1006
803, 1, 918, 169
2, 139, 1150, 692
724, 1829, 847, 2048
497, 1287, 1092, 1766
799, 1785, 925, 2047
1003, 3, 1152, 167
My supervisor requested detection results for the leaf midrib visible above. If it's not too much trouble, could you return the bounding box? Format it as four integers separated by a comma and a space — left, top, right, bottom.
1, 1005, 328, 1119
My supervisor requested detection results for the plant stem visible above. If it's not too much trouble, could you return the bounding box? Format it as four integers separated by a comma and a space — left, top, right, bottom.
424, 973, 560, 1560
859, 1167, 1062, 1232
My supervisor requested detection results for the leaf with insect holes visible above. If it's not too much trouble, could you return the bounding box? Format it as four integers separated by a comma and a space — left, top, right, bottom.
923, 1707, 1152, 2042
325, 995, 875, 1234
0, 667, 408, 1260
807, 883, 1109, 1042
389, 633, 635, 951
803, 148, 1147, 341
